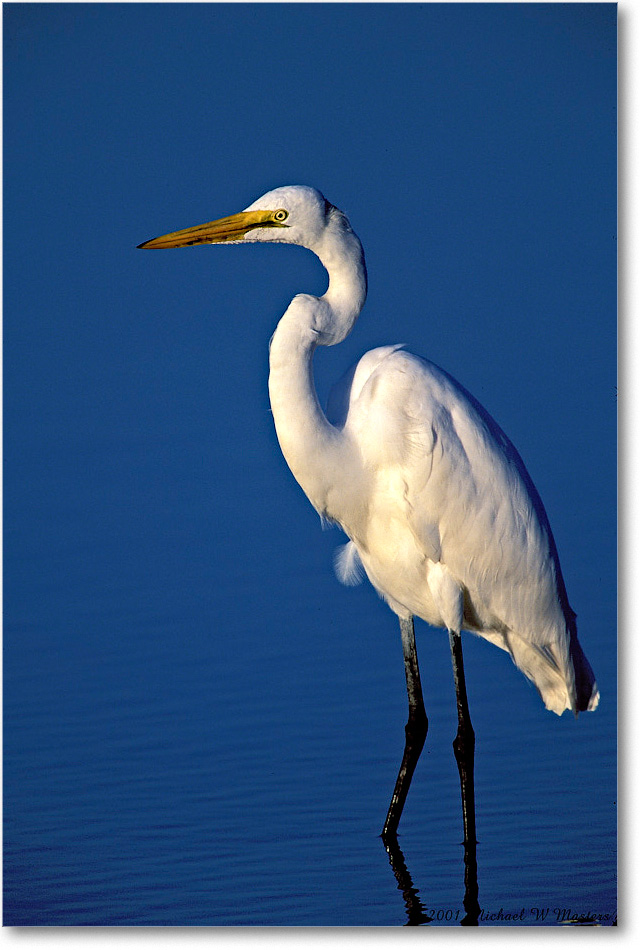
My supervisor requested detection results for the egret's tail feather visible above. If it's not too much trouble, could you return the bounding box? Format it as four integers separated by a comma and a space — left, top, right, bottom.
569, 635, 600, 713
505, 629, 599, 716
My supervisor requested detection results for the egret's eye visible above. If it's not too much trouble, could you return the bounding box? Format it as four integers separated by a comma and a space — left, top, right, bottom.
273, 209, 289, 222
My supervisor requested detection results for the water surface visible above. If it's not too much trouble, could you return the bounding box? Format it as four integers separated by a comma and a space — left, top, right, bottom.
4, 428, 617, 926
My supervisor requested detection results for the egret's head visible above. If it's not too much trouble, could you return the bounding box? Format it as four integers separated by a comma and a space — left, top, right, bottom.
137, 185, 343, 253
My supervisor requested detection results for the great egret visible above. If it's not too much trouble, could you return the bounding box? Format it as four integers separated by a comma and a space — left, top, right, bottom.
139, 184, 599, 842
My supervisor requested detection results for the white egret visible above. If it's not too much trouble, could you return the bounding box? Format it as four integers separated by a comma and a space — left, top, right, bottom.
139, 185, 599, 841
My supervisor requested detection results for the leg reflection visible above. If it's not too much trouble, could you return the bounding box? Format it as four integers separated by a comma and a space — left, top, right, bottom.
381, 832, 480, 926
383, 835, 432, 926
461, 835, 480, 925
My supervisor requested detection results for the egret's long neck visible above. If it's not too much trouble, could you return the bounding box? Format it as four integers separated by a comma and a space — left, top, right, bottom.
268, 223, 367, 518
316, 224, 367, 345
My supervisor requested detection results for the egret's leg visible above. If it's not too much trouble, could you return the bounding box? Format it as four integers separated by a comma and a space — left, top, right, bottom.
448, 629, 480, 922
382, 615, 428, 840
448, 629, 477, 847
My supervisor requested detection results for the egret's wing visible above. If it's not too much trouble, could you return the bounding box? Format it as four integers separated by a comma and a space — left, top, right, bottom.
347, 349, 569, 643
417, 356, 567, 643
330, 347, 597, 713
327, 344, 405, 427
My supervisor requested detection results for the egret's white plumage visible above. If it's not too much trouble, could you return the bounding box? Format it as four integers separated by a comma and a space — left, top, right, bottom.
139, 184, 599, 718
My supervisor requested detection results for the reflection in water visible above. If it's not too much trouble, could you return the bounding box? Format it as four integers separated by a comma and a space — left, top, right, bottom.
382, 833, 480, 927
382, 836, 432, 926
461, 835, 481, 926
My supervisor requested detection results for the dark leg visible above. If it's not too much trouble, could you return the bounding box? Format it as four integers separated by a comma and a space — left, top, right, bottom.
448, 629, 477, 845
448, 629, 480, 923
382, 616, 428, 840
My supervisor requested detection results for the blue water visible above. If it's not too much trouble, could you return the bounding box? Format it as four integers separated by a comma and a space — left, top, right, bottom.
4, 422, 617, 926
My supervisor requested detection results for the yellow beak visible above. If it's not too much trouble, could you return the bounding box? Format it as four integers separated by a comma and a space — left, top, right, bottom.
137, 208, 288, 249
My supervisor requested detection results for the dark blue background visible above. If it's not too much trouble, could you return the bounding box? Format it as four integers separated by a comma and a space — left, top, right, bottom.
4, 2, 616, 926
